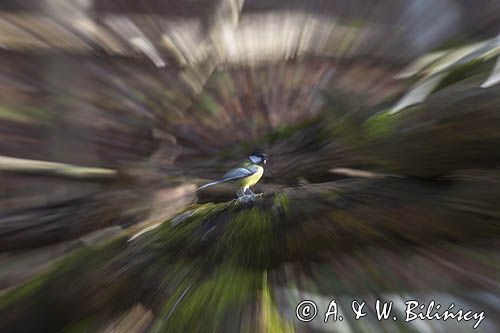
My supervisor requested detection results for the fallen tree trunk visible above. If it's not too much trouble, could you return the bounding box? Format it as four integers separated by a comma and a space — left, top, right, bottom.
1, 172, 499, 331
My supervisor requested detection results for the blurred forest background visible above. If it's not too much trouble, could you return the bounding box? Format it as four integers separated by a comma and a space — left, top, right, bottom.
0, 0, 499, 332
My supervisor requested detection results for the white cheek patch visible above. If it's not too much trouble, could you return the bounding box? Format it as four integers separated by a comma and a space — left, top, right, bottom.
249, 155, 261, 164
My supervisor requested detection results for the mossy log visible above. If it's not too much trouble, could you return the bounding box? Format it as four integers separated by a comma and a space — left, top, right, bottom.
1, 172, 499, 332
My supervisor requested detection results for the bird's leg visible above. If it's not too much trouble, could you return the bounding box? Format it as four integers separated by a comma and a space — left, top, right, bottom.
243, 188, 260, 201
237, 190, 249, 203
244, 188, 255, 196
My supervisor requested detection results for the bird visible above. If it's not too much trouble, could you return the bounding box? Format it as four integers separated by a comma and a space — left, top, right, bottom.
197, 152, 267, 199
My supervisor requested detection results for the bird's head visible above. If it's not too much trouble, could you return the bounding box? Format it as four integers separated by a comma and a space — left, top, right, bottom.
248, 152, 267, 165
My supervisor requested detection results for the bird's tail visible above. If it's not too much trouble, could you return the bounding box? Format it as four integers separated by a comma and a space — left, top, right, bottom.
197, 180, 225, 191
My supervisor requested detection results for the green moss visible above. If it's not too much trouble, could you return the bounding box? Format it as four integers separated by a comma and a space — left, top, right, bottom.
153, 267, 261, 332
273, 192, 291, 216
146, 198, 283, 271
363, 110, 402, 140
0, 104, 48, 123
0, 236, 127, 311
432, 60, 489, 92
261, 272, 295, 333
0, 270, 47, 310
216, 206, 278, 267
197, 93, 220, 116
144, 202, 229, 253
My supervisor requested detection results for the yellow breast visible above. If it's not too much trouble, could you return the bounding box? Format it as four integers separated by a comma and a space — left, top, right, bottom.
239, 165, 264, 188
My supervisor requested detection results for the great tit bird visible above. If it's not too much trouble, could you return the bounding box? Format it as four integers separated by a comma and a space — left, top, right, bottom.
197, 152, 267, 199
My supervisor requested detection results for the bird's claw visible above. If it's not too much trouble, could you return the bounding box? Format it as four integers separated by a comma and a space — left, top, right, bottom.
236, 193, 263, 203
237, 194, 256, 203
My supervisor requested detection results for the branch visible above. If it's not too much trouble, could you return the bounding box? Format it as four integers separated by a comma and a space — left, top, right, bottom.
0, 155, 116, 180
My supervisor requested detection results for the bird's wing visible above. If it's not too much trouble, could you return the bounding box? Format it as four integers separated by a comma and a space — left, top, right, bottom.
220, 167, 256, 181
197, 167, 256, 191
